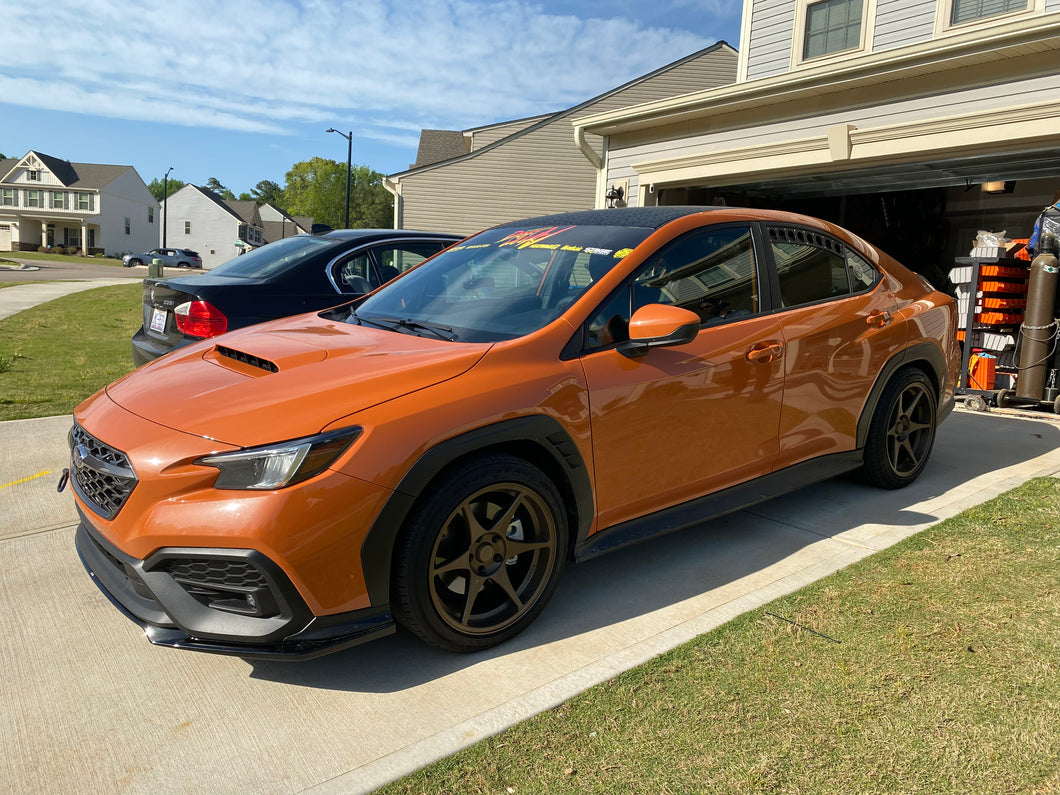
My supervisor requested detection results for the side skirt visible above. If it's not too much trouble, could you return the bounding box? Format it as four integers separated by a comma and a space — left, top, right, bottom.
574, 450, 864, 562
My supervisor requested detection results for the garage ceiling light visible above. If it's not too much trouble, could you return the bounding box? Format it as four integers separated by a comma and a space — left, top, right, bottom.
982, 181, 1016, 194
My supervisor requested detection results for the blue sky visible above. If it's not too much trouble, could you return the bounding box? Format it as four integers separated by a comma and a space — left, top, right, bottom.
1, 0, 742, 196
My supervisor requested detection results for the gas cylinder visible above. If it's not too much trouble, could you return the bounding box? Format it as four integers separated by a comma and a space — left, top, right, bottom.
1016, 234, 1060, 399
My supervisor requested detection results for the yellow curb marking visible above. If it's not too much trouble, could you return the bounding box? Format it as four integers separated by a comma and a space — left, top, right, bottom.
1, 470, 53, 491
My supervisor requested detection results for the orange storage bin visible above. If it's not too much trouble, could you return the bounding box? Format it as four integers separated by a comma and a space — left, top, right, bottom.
980, 280, 1028, 294
982, 297, 1025, 309
976, 311, 1022, 326
979, 265, 1027, 278
968, 353, 996, 390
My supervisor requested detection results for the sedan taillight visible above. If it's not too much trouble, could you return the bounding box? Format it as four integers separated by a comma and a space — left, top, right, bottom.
174, 300, 228, 338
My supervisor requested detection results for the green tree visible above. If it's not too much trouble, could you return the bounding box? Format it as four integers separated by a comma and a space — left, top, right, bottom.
283, 158, 393, 229
204, 176, 227, 194
238, 191, 253, 201
147, 176, 187, 202
250, 179, 284, 207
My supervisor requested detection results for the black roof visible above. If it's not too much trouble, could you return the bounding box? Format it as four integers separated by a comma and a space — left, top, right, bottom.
320, 229, 463, 242
497, 206, 726, 230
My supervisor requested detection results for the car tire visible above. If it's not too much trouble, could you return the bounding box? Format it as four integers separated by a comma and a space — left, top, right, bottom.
128, 258, 142, 267
177, 261, 189, 268
392, 453, 568, 652
861, 368, 937, 489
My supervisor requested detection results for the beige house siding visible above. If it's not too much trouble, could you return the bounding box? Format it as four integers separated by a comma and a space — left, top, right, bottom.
468, 117, 549, 150
400, 123, 600, 235
602, 70, 1060, 198
392, 44, 738, 235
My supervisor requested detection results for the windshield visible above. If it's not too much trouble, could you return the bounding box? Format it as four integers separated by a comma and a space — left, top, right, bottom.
207, 235, 341, 279
352, 224, 653, 342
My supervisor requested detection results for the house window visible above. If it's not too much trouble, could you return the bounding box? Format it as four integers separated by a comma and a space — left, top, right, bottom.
148, 207, 154, 223
125, 217, 131, 235
185, 221, 191, 234
51, 192, 67, 209
25, 190, 41, 208
65, 229, 82, 247
1, 188, 15, 207
28, 169, 39, 181
950, 0, 1026, 24
76, 192, 94, 211
804, 0, 863, 59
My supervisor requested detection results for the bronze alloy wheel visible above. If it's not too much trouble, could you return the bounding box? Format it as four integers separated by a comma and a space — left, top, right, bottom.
862, 368, 937, 489
886, 381, 934, 477
393, 454, 568, 652
429, 482, 558, 636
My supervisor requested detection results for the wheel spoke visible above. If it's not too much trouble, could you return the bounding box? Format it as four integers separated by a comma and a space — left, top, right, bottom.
490, 565, 525, 611
488, 490, 525, 535
460, 502, 488, 536
459, 571, 487, 625
896, 437, 918, 469
433, 553, 469, 577
504, 537, 550, 556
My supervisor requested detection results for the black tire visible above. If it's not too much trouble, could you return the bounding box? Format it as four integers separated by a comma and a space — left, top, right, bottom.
861, 368, 937, 489
177, 261, 189, 268
392, 454, 568, 652
996, 388, 1013, 409
128, 258, 142, 267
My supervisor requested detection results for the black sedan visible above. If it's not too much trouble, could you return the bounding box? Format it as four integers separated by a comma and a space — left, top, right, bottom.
131, 229, 462, 366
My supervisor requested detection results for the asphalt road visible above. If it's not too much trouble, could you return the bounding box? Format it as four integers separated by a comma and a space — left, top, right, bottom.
3, 408, 1059, 793
0, 256, 190, 283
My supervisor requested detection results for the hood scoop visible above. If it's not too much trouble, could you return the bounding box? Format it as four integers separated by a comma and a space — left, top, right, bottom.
202, 336, 328, 376
215, 345, 279, 373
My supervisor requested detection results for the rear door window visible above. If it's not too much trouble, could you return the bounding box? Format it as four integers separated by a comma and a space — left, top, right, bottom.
768, 226, 880, 307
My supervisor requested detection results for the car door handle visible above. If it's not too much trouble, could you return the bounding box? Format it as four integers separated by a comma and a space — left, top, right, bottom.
746, 343, 783, 363
866, 310, 893, 327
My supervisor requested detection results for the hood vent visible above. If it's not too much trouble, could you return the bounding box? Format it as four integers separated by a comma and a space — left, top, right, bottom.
215, 345, 279, 373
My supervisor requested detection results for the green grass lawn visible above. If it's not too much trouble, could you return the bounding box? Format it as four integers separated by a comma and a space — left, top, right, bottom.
4, 250, 124, 266
380, 477, 1060, 795
0, 283, 141, 419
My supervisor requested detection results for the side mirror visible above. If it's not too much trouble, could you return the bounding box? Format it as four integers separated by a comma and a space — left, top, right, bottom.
617, 304, 701, 358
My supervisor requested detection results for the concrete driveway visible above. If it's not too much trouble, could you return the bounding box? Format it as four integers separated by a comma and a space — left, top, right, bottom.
2, 410, 1059, 793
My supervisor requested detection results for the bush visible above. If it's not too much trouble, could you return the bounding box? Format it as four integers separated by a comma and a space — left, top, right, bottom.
37, 246, 49, 253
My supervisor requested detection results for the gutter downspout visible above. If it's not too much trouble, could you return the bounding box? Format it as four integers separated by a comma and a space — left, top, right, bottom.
574, 125, 608, 209
383, 177, 402, 229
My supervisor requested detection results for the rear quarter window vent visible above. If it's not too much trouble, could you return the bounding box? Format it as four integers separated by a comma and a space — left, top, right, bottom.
215, 345, 279, 373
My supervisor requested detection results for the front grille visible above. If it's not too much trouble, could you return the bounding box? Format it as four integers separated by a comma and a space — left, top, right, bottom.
216, 345, 279, 373
70, 424, 138, 519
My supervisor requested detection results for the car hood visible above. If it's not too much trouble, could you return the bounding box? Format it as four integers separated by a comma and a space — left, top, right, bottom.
106, 316, 492, 447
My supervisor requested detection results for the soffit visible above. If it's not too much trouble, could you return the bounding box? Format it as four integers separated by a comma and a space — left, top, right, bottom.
575, 17, 1060, 136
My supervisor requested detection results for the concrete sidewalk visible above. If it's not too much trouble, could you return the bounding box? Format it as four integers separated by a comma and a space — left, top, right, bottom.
2, 409, 1059, 793
0, 279, 136, 321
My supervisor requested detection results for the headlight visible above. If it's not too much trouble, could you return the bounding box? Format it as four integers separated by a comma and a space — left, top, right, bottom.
196, 427, 361, 490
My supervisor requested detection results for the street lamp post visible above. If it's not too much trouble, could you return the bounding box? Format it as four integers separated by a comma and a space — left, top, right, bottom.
162, 166, 173, 247
326, 128, 352, 229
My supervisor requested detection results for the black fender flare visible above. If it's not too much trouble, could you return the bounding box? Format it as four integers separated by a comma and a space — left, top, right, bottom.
359, 415, 593, 605
856, 341, 949, 449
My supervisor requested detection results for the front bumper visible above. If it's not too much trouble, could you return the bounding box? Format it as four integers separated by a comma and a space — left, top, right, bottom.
75, 511, 394, 660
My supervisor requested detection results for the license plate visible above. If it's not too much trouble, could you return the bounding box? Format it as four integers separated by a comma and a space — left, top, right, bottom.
150, 307, 167, 333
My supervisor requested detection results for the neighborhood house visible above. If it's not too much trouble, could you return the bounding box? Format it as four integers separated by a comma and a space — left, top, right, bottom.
0, 151, 158, 256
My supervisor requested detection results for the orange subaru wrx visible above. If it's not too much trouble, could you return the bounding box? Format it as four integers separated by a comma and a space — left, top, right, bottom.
67, 207, 959, 658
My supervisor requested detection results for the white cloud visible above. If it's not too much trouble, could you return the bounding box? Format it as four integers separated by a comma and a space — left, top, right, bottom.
3, 0, 714, 139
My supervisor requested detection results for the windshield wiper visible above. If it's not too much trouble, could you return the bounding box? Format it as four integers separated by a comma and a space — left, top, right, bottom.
351, 313, 457, 341
393, 318, 458, 341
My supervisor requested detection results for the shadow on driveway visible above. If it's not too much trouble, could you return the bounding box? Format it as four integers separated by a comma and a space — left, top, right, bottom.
246, 412, 1060, 693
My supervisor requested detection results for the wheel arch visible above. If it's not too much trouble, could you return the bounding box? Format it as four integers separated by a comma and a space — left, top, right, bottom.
360, 415, 593, 606
856, 341, 946, 449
